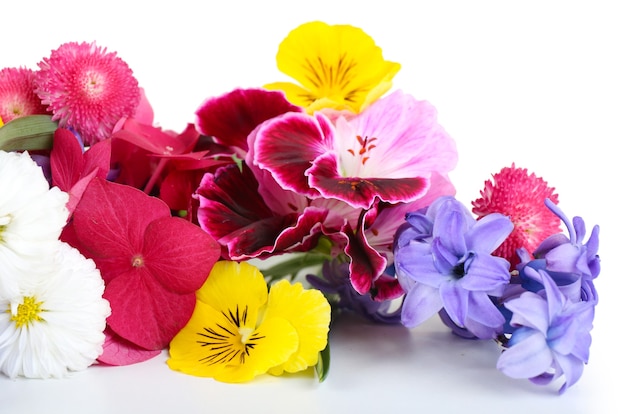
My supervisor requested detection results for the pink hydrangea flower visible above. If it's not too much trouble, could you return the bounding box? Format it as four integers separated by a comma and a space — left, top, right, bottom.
471, 164, 561, 268
0, 67, 48, 123
35, 42, 141, 145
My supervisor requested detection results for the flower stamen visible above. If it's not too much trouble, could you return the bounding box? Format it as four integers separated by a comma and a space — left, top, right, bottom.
9, 296, 46, 328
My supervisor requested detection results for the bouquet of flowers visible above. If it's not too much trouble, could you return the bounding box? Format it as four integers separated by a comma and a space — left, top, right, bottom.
0, 20, 600, 394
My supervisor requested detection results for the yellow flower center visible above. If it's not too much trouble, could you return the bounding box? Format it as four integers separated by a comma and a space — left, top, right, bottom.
0, 214, 11, 242
196, 305, 265, 366
9, 296, 46, 328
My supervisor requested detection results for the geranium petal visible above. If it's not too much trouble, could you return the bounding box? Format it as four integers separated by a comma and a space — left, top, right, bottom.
254, 112, 333, 198
195, 88, 301, 152
306, 151, 428, 209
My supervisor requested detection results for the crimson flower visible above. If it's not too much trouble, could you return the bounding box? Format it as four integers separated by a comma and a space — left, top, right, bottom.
64, 177, 220, 363
472, 164, 560, 268
50, 127, 111, 215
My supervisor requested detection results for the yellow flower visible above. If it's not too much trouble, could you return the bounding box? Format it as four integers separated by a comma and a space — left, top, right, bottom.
167, 261, 331, 383
0, 115, 4, 127
264, 21, 401, 114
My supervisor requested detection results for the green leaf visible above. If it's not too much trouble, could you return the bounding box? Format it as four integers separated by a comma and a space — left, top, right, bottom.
261, 252, 329, 283
315, 342, 331, 382
0, 115, 57, 151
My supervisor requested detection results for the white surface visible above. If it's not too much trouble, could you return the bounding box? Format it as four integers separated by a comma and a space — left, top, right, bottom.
1, 1, 623, 413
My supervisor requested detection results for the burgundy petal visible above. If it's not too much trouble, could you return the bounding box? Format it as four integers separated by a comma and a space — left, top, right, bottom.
195, 88, 301, 151
195, 163, 327, 260
254, 112, 334, 198
307, 152, 429, 209
343, 211, 388, 295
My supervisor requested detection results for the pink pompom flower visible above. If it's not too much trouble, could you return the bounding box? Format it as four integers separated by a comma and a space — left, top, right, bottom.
0, 67, 48, 123
472, 164, 561, 269
35, 42, 141, 145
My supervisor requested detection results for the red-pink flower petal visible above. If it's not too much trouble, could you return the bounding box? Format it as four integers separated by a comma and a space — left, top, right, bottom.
195, 88, 301, 152
103, 267, 197, 350
70, 177, 220, 350
51, 128, 84, 192
97, 327, 161, 366
51, 128, 111, 214
142, 216, 220, 293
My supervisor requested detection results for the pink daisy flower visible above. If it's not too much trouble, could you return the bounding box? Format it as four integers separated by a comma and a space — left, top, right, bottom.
0, 67, 48, 123
471, 164, 561, 269
35, 42, 140, 145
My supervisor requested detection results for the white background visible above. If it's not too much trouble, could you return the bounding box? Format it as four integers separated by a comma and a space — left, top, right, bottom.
1, 1, 623, 413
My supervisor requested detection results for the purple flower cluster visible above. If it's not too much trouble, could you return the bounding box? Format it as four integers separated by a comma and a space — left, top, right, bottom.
393, 197, 600, 393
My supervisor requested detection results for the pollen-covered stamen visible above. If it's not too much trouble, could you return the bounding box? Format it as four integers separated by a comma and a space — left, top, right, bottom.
9, 296, 46, 328
347, 135, 377, 165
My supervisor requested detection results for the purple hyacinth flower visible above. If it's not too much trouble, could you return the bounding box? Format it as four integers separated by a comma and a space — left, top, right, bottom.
517, 199, 600, 304
394, 196, 513, 339
497, 266, 594, 394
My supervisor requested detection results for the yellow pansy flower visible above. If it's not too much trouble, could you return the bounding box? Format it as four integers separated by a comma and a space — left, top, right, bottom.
264, 21, 401, 114
167, 261, 331, 383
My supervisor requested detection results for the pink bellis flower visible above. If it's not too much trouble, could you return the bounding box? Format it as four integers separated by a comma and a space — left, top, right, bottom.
35, 41, 141, 145
472, 164, 560, 269
62, 177, 221, 364
0, 67, 48, 123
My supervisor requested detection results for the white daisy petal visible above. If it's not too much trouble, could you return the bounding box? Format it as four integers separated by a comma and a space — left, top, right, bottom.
0, 242, 110, 379
0, 150, 69, 298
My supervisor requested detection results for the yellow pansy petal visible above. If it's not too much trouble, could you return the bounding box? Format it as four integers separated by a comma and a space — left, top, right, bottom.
215, 317, 299, 383
196, 261, 267, 327
167, 299, 299, 383
266, 21, 401, 113
264, 280, 331, 373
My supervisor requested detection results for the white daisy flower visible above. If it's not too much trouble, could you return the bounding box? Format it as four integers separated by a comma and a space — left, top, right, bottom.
0, 150, 69, 298
0, 241, 111, 379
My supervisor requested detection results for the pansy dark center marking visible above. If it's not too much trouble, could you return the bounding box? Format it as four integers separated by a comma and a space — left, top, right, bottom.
302, 53, 357, 96
347, 135, 377, 165
196, 305, 265, 366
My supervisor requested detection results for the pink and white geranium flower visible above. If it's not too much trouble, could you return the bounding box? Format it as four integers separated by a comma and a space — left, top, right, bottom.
251, 90, 458, 210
